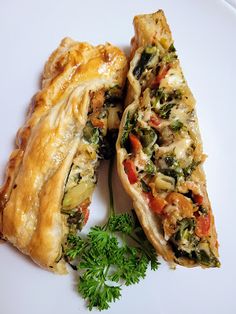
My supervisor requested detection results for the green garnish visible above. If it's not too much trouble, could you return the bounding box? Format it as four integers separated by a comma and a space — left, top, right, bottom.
83, 121, 99, 144
170, 120, 183, 132
159, 155, 184, 182
64, 159, 159, 311
195, 247, 220, 267
158, 102, 176, 119
168, 43, 176, 53
144, 160, 156, 175
161, 46, 177, 64
164, 155, 177, 167
173, 218, 198, 245
160, 168, 182, 182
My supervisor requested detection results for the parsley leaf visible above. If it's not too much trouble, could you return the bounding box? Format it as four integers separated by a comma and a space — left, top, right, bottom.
64, 233, 84, 260
108, 213, 134, 234
64, 158, 159, 311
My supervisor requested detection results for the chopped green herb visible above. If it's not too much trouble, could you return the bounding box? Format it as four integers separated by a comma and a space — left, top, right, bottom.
83, 122, 99, 144
172, 89, 182, 100
144, 160, 156, 175
160, 168, 183, 182
168, 43, 176, 53
174, 218, 197, 243
170, 218, 199, 258
158, 102, 176, 119
162, 50, 177, 64
195, 247, 220, 267
164, 155, 177, 167
170, 120, 183, 132
155, 88, 167, 104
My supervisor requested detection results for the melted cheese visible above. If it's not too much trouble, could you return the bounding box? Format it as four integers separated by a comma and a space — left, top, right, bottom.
72, 141, 98, 181
174, 137, 192, 159
170, 105, 189, 124
160, 66, 184, 90
165, 69, 183, 88
158, 135, 192, 160
133, 149, 150, 171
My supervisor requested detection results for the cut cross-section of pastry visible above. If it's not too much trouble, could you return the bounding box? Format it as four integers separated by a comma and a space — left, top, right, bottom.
0, 38, 127, 273
117, 10, 220, 268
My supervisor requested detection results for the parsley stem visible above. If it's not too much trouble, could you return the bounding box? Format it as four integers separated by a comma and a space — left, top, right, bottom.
128, 234, 153, 260
103, 264, 110, 281
108, 157, 115, 216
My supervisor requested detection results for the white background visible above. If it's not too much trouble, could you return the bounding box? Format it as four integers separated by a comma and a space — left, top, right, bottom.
0, 0, 236, 313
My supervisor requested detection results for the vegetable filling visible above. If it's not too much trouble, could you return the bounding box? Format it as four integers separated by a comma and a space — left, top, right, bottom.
61, 87, 122, 234
121, 44, 220, 267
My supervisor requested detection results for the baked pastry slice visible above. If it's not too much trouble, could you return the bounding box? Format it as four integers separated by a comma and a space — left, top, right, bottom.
0, 38, 127, 273
117, 10, 220, 267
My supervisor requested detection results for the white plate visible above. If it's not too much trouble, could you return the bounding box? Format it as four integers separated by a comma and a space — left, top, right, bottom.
0, 1, 236, 313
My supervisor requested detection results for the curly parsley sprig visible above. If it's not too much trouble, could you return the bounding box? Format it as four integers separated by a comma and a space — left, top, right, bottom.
64, 158, 159, 311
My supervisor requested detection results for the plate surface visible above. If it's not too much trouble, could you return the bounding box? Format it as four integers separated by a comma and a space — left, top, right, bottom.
0, 1, 236, 313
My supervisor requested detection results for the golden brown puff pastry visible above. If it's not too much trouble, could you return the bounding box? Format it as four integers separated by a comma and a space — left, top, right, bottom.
0, 38, 127, 273
116, 10, 220, 268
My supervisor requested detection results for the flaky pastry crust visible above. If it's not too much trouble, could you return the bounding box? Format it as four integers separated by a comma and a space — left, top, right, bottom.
117, 11, 219, 267
0, 38, 127, 273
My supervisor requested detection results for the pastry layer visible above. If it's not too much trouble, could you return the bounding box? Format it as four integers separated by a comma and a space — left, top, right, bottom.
0, 38, 127, 273
117, 11, 219, 267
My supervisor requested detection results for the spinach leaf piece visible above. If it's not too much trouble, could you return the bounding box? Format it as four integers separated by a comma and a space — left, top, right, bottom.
133, 46, 157, 79
140, 180, 151, 192
121, 111, 134, 149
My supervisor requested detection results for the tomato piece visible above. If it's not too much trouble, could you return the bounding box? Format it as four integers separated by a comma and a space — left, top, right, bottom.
193, 194, 204, 205
147, 193, 167, 214
79, 199, 90, 226
91, 116, 104, 128
83, 208, 90, 225
196, 214, 211, 237
129, 133, 142, 154
123, 159, 138, 184
149, 114, 161, 128
151, 64, 171, 88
